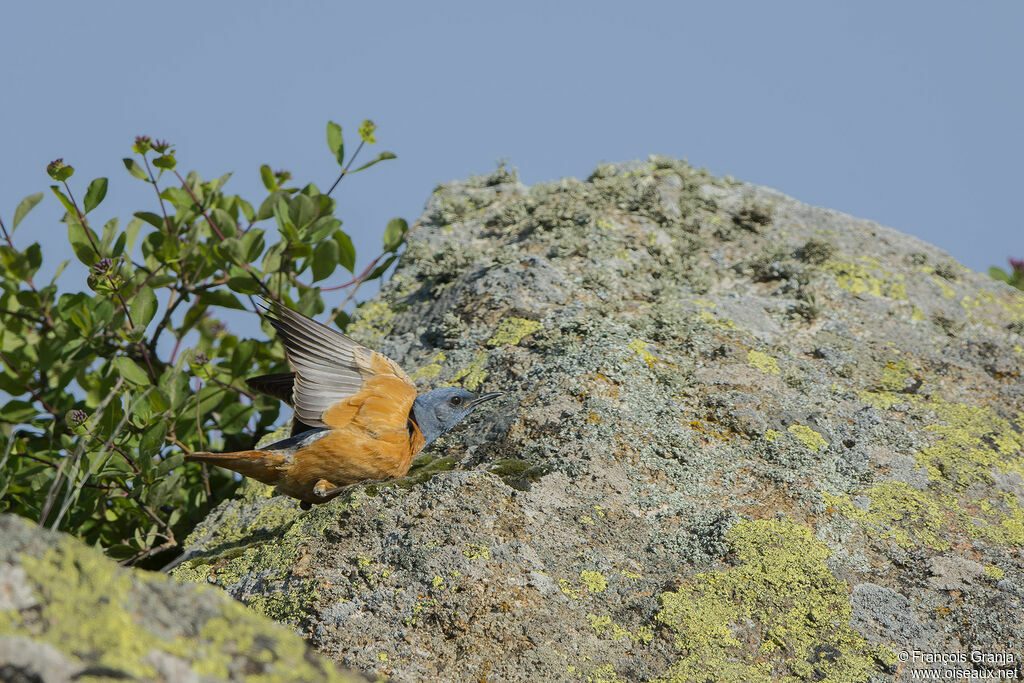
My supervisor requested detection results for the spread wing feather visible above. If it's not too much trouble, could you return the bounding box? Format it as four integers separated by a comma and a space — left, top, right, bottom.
262, 302, 414, 429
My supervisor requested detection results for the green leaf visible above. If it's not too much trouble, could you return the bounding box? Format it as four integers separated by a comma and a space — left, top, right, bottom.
366, 254, 398, 282
112, 357, 151, 386
49, 185, 77, 217
152, 154, 176, 170
67, 221, 98, 265
261, 242, 284, 273
198, 289, 246, 310
139, 423, 167, 455
989, 267, 1010, 283
333, 231, 356, 272
307, 216, 341, 243
211, 207, 238, 238
134, 211, 165, 231
241, 228, 265, 262
83, 178, 108, 214
326, 121, 344, 164
238, 197, 256, 223
130, 286, 158, 329
259, 164, 277, 192
100, 217, 119, 253
12, 193, 43, 230
352, 151, 396, 173
0, 400, 39, 423
47, 161, 74, 182
312, 239, 339, 282
226, 275, 260, 295
290, 194, 316, 231
382, 217, 408, 251
124, 217, 144, 251
122, 157, 149, 180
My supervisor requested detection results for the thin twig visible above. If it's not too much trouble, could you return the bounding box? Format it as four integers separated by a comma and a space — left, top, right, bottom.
326, 139, 365, 196
141, 155, 175, 235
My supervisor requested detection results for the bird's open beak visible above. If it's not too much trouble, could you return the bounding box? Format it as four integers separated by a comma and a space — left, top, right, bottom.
469, 391, 504, 408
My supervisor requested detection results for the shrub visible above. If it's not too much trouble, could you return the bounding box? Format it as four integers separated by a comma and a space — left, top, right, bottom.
0, 120, 406, 567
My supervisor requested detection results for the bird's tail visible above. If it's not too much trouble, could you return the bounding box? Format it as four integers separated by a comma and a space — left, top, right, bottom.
184, 450, 286, 485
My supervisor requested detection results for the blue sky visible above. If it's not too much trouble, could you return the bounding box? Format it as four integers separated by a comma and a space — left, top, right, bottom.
2, 1, 1021, 304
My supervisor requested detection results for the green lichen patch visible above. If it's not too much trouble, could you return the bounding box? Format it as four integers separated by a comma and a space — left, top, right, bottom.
579, 570, 608, 593
821, 259, 908, 300
824, 482, 951, 550
748, 350, 780, 375
654, 518, 893, 682
487, 317, 542, 346
450, 351, 489, 390
171, 497, 334, 625
411, 351, 447, 380
4, 533, 350, 681
830, 393, 1024, 549
788, 424, 829, 452
346, 299, 396, 344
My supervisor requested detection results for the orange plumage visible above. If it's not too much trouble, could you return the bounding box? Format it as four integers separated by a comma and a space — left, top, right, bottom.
185, 302, 500, 507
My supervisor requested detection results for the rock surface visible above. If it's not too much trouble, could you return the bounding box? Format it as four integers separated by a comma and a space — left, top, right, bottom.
172, 159, 1024, 681
0, 514, 362, 682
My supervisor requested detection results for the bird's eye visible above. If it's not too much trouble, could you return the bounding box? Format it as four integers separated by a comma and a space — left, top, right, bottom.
450, 396, 462, 406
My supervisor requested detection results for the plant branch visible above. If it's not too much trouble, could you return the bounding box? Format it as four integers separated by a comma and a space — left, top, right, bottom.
142, 155, 175, 235
326, 138, 366, 196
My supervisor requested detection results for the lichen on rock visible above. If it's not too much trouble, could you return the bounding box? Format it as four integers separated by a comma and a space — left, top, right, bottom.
162, 157, 1024, 681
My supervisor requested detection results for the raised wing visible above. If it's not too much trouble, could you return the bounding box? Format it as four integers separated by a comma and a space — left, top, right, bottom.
262, 302, 415, 430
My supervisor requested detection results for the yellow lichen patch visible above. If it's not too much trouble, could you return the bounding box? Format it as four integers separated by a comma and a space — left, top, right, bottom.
695, 309, 738, 330
587, 614, 645, 644
985, 565, 1006, 579
856, 390, 905, 411
558, 578, 585, 600
347, 300, 396, 343
450, 352, 489, 391
627, 339, 660, 369
8, 536, 346, 681
580, 570, 608, 593
764, 429, 782, 443
747, 350, 780, 375
930, 276, 956, 300
487, 317, 541, 346
830, 396, 1024, 550
788, 424, 829, 452
911, 306, 926, 322
877, 359, 918, 392
462, 544, 490, 560
411, 352, 447, 380
821, 259, 908, 299
11, 541, 189, 678
432, 575, 444, 588
824, 483, 951, 550
916, 400, 1024, 485
654, 518, 891, 682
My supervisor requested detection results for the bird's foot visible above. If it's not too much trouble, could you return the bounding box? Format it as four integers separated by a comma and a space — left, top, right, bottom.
312, 478, 349, 503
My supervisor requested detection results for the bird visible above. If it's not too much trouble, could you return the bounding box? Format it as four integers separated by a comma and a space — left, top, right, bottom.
185, 302, 502, 508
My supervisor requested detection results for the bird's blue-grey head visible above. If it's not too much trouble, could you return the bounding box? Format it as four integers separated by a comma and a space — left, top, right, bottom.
411, 387, 503, 447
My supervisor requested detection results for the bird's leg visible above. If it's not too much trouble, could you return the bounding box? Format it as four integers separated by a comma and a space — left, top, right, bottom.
312, 478, 350, 503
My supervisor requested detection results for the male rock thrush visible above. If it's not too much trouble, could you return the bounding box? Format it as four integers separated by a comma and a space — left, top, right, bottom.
185, 303, 502, 507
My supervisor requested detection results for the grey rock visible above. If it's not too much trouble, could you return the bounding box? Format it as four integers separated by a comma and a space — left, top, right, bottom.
0, 515, 364, 682
172, 158, 1024, 681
